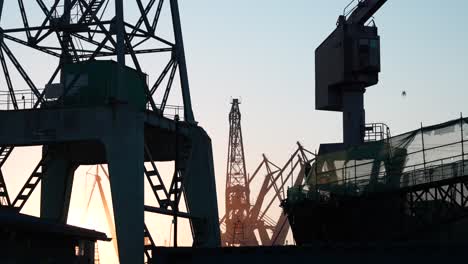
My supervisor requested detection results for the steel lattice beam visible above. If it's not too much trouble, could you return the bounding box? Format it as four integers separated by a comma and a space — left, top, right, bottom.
404, 176, 468, 236
0, 0, 194, 121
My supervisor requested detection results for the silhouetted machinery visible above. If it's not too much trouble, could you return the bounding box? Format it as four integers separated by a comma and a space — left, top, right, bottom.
0, 1, 220, 263
316, 0, 386, 148
286, 0, 468, 247
283, 0, 394, 244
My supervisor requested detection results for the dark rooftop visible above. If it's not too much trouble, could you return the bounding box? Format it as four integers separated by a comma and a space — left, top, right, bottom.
0, 208, 110, 241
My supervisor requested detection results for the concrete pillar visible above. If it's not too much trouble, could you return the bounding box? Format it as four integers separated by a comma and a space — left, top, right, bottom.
183, 127, 221, 246
40, 145, 77, 223
104, 107, 144, 264
342, 89, 365, 147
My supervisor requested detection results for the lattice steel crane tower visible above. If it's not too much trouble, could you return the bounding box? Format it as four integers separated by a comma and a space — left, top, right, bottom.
223, 99, 257, 245
0, 1, 220, 263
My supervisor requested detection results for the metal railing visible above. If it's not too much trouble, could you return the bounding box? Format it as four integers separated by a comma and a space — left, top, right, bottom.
0, 89, 40, 110
364, 123, 391, 142
315, 153, 468, 196
146, 103, 184, 121
308, 118, 468, 197
0, 89, 184, 120
290, 154, 468, 202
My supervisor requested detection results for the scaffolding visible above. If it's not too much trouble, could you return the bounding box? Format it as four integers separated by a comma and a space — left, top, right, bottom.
286, 116, 468, 242
301, 117, 468, 196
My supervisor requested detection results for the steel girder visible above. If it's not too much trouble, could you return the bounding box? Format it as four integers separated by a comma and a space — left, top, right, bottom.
0, 0, 195, 122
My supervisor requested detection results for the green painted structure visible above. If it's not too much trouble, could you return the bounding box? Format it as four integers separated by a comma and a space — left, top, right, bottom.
63, 61, 147, 110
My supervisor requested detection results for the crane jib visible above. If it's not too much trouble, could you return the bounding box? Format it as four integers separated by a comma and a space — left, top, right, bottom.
347, 0, 388, 25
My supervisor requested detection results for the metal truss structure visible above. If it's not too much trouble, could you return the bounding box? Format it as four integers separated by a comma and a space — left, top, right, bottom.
240, 143, 315, 246
402, 173, 468, 238
221, 142, 315, 246
0, 1, 220, 263
0, 0, 194, 118
223, 98, 251, 246
221, 99, 314, 246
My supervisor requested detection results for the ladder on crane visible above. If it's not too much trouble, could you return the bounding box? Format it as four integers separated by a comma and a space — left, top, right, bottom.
11, 153, 49, 210
144, 139, 192, 210
232, 220, 246, 245
168, 139, 191, 207
0, 170, 10, 206
143, 123, 192, 250
0, 146, 13, 206
144, 144, 172, 209
59, 33, 80, 63
82, 0, 106, 23
144, 224, 156, 262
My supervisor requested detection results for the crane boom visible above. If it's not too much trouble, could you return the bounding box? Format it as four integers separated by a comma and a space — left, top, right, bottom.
96, 173, 119, 257
82, 166, 118, 259
347, 0, 387, 25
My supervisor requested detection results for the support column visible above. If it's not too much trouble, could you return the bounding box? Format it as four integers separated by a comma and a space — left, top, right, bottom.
40, 145, 77, 223
170, 0, 195, 123
342, 89, 365, 147
114, 0, 126, 102
183, 127, 221, 246
104, 107, 144, 264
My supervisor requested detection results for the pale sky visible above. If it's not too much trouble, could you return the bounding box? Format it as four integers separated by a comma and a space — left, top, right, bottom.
1, 1, 468, 263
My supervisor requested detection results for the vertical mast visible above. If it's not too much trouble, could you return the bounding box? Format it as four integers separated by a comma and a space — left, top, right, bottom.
225, 99, 250, 245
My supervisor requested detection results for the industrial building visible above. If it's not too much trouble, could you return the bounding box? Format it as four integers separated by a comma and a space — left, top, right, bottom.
0, 209, 108, 263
